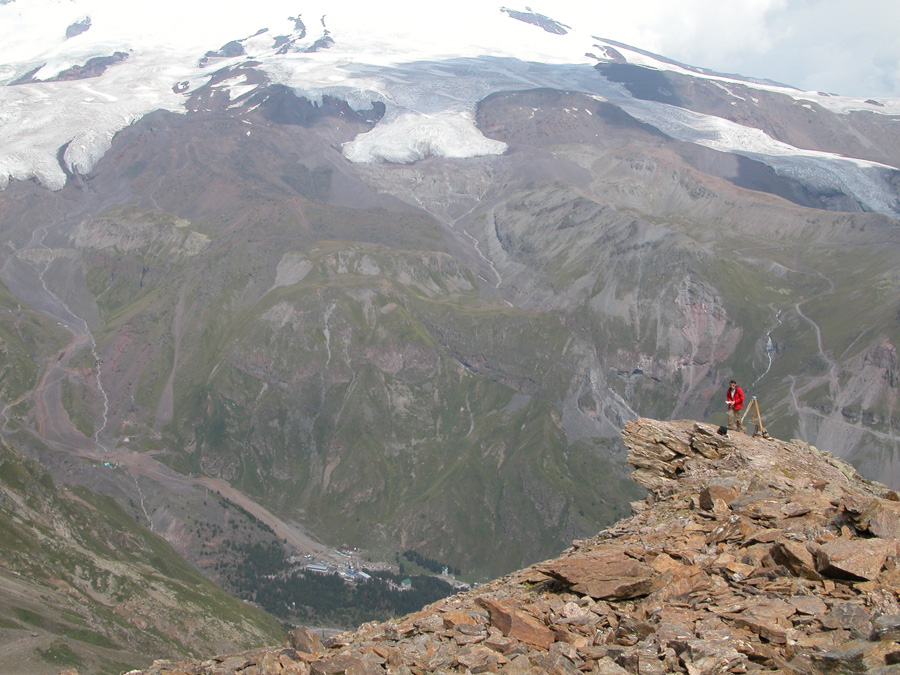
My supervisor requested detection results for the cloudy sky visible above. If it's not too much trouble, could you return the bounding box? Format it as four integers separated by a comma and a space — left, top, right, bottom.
549, 0, 900, 98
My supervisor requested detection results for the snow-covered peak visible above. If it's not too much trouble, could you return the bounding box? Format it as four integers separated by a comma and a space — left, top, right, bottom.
589, 37, 900, 116
1, 0, 899, 215
0, 0, 607, 189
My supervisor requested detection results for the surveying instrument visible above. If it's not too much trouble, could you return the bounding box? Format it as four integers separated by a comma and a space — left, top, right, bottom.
740, 395, 771, 439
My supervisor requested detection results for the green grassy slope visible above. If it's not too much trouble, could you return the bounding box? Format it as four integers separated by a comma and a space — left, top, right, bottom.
0, 438, 284, 675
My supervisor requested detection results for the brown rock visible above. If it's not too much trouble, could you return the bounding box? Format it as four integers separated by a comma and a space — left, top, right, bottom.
630, 467, 679, 494
815, 536, 899, 580
743, 528, 783, 545
477, 598, 555, 650
724, 598, 796, 644
443, 610, 478, 628
795, 629, 852, 650
653, 621, 695, 649
706, 514, 755, 545
419, 638, 458, 670
282, 664, 311, 675
214, 655, 257, 671
539, 550, 659, 600
530, 651, 584, 675
550, 626, 590, 647
745, 598, 796, 622
698, 484, 736, 511
725, 615, 787, 644
592, 658, 632, 675
649, 569, 713, 603
740, 542, 773, 568
310, 655, 383, 675
613, 616, 655, 646
647, 552, 682, 574
496, 654, 535, 674
770, 540, 823, 580
414, 614, 445, 632
483, 631, 520, 654
866, 502, 900, 539
689, 424, 727, 459
285, 627, 325, 656
737, 498, 787, 521
723, 559, 756, 580
871, 614, 900, 641
821, 601, 873, 639
557, 601, 594, 625
681, 639, 745, 675
455, 644, 505, 672
810, 639, 898, 674
623, 420, 693, 492
790, 595, 827, 616
454, 631, 485, 645
781, 502, 812, 518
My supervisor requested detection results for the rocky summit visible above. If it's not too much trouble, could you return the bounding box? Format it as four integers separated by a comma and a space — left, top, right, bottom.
123, 418, 900, 674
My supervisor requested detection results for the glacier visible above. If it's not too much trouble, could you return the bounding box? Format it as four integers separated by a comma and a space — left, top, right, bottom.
342, 110, 507, 163
1, 0, 899, 218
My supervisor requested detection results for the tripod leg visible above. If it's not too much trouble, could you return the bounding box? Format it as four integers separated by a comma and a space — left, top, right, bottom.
739, 406, 751, 429
757, 400, 770, 438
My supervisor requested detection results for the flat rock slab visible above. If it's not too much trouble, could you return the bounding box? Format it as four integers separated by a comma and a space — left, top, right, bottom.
538, 549, 659, 600
815, 537, 899, 580
477, 597, 555, 650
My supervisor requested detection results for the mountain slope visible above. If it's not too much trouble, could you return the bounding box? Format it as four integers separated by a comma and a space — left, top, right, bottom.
1, 0, 899, 618
0, 437, 284, 675
1, 72, 899, 582
128, 417, 900, 675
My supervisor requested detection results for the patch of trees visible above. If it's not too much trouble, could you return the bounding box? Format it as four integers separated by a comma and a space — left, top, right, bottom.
401, 550, 460, 576
211, 541, 455, 628
218, 495, 276, 536
254, 570, 454, 628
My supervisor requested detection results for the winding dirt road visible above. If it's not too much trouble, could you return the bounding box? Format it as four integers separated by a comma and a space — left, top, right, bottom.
0, 239, 337, 563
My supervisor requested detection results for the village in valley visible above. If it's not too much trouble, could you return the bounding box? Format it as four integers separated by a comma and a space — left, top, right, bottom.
288, 545, 471, 593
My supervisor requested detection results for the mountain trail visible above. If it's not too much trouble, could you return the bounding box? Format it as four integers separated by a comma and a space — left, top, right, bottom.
196, 477, 335, 560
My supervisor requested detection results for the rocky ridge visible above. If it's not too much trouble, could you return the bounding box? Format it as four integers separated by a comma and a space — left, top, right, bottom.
122, 418, 900, 675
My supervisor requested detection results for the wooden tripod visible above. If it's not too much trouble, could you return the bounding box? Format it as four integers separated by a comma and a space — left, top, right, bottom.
739, 396, 771, 438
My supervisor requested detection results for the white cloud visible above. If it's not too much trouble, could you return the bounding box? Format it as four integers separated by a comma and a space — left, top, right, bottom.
519, 0, 898, 98
757, 0, 900, 98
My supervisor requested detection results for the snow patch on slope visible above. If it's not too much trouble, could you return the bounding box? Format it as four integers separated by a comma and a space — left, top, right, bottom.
607, 94, 900, 218
0, 78, 173, 190
342, 111, 506, 163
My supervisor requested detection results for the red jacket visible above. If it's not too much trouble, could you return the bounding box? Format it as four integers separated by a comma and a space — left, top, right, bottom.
727, 385, 744, 411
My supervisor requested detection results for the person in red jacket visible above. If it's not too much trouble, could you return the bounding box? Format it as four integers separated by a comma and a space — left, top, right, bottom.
726, 380, 744, 431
